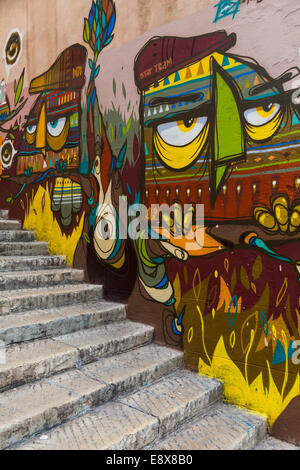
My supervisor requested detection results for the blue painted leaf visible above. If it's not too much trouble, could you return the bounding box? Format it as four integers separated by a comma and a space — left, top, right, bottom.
94, 65, 100, 78
92, 2, 95, 14
109, 157, 115, 178
92, 88, 96, 106
104, 35, 114, 47
88, 10, 93, 29
116, 141, 127, 170
102, 11, 106, 27
107, 11, 116, 37
102, 28, 108, 42
272, 340, 286, 365
96, 22, 100, 38
89, 59, 93, 69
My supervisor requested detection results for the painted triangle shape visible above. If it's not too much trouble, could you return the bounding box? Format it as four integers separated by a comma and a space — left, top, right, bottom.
222, 56, 230, 67
185, 67, 192, 79
174, 71, 181, 83
197, 62, 204, 76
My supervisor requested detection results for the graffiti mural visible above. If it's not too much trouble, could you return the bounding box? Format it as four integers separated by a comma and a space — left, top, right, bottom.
131, 30, 300, 436
0, 0, 299, 444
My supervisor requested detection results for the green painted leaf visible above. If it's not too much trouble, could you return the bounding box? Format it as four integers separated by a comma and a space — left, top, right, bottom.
83, 18, 90, 43
98, 114, 102, 136
122, 117, 132, 135
9, 133, 15, 140
83, 232, 90, 244
15, 68, 25, 106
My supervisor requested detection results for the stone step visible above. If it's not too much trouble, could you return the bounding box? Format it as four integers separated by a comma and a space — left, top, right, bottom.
0, 338, 78, 392
116, 370, 223, 437
0, 344, 183, 449
0, 321, 154, 391
145, 403, 267, 451
0, 301, 126, 345
0, 241, 49, 256
0, 230, 35, 242
11, 370, 222, 450
13, 401, 159, 451
254, 436, 300, 450
0, 219, 21, 230
0, 255, 67, 272
0, 210, 9, 219
53, 320, 154, 365
0, 283, 103, 315
0, 268, 84, 291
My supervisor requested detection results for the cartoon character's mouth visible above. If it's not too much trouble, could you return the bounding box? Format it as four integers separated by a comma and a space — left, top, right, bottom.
16, 147, 80, 175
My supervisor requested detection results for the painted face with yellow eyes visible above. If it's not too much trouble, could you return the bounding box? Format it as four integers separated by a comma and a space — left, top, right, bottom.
17, 89, 81, 175
141, 49, 300, 237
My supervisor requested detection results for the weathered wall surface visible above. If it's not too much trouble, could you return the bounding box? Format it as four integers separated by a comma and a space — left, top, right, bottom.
0, 0, 299, 445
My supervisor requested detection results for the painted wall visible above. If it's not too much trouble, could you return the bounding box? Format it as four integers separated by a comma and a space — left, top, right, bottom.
0, 0, 299, 445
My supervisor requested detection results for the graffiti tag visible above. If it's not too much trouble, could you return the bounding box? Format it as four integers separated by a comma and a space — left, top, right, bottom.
214, 0, 241, 23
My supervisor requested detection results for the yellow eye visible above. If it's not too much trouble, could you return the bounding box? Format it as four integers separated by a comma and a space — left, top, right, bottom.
47, 117, 70, 152
157, 116, 207, 146
25, 125, 37, 144
244, 103, 280, 126
244, 102, 283, 141
177, 118, 198, 133
154, 116, 209, 170
256, 104, 277, 119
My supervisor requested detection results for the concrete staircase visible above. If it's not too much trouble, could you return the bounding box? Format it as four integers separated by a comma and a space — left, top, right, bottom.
0, 209, 297, 451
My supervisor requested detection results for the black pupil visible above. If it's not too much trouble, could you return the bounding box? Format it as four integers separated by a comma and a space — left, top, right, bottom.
2, 144, 12, 162
262, 103, 273, 112
184, 117, 194, 128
